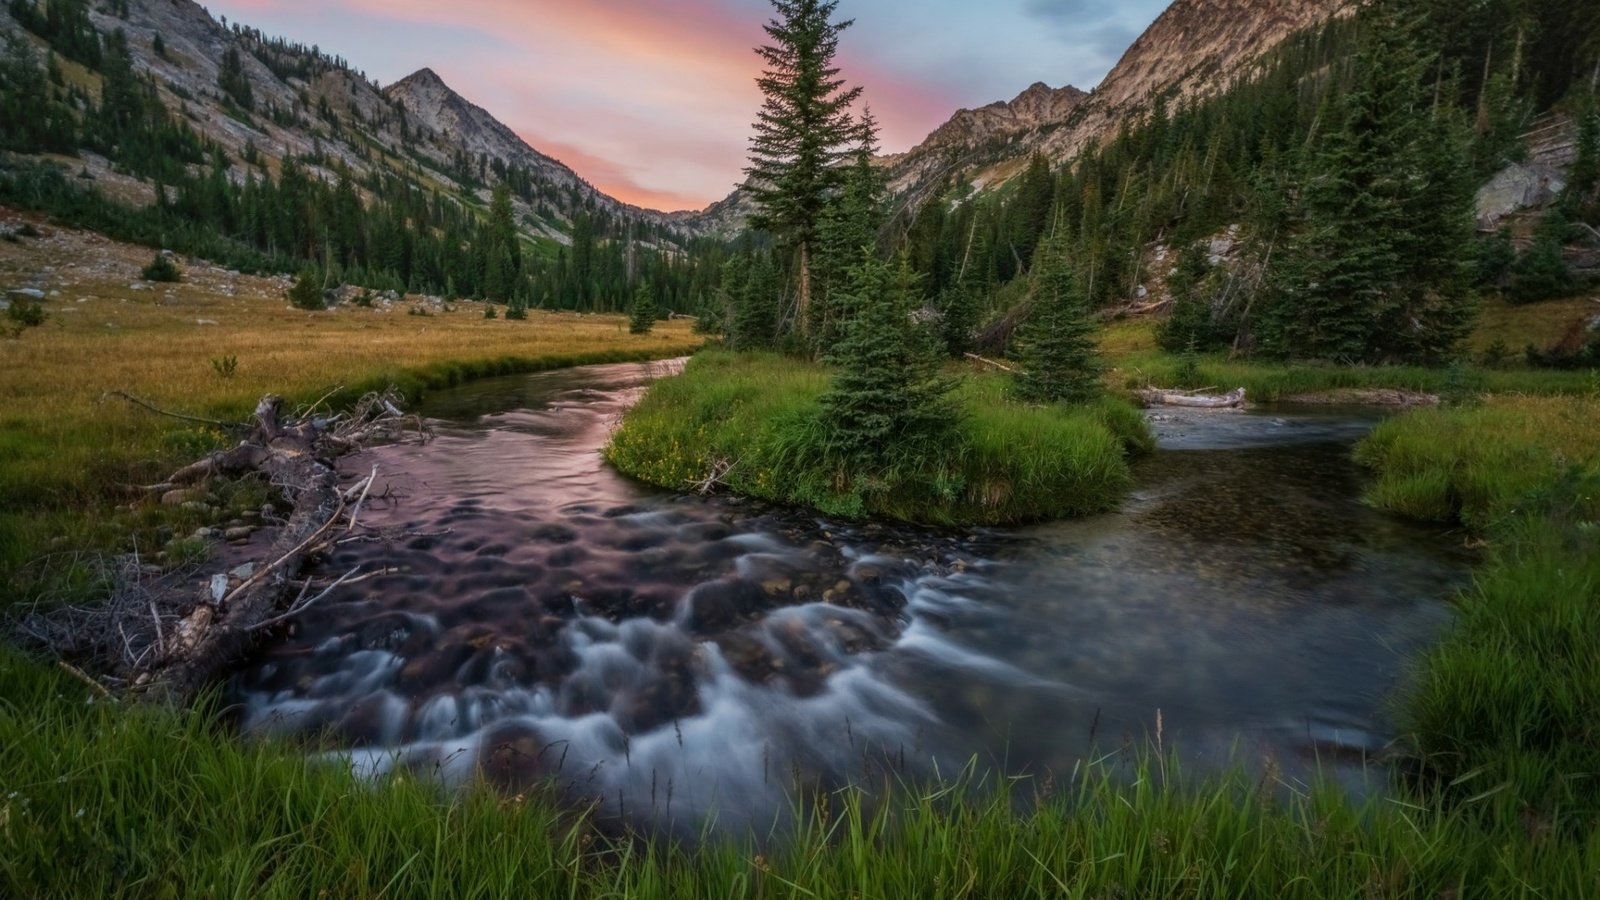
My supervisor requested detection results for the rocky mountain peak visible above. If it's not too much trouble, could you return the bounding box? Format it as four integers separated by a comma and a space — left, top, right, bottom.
874, 0, 1347, 211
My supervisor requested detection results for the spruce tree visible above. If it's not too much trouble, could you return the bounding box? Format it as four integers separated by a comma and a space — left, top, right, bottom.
819, 253, 953, 468
287, 269, 325, 310
936, 282, 980, 358
812, 109, 885, 350
1014, 239, 1102, 404
746, 0, 863, 336
730, 253, 780, 350
1261, 0, 1477, 364
218, 46, 254, 111
506, 290, 528, 320
629, 282, 657, 334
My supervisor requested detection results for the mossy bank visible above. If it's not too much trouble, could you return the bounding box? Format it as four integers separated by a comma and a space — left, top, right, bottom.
605, 351, 1153, 526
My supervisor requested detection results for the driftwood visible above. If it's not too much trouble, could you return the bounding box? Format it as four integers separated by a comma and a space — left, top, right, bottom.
17, 390, 427, 703
963, 352, 1020, 374
1138, 387, 1247, 409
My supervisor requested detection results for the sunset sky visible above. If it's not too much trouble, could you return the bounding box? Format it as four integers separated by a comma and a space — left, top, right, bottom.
208, 0, 1169, 211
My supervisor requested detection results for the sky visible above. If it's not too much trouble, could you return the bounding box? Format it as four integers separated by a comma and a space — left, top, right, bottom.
207, 0, 1170, 212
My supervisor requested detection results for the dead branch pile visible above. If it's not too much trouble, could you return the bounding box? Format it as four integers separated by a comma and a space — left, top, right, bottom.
15, 390, 429, 702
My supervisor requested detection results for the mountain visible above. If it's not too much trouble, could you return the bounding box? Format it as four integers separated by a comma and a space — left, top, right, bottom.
383, 68, 681, 228
1036, 0, 1349, 162
0, 0, 696, 246
767, 0, 1347, 228
881, 82, 1090, 209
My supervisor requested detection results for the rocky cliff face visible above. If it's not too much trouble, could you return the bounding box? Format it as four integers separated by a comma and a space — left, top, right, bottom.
881, 83, 1089, 205
1037, 0, 1347, 161
382, 68, 670, 228
868, 0, 1348, 220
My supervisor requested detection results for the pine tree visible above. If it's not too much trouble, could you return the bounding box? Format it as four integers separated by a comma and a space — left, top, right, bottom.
1261, 0, 1477, 364
218, 46, 254, 111
936, 282, 980, 358
730, 252, 780, 350
629, 282, 657, 334
287, 269, 325, 310
812, 109, 885, 350
1014, 239, 1102, 404
506, 290, 528, 320
746, 0, 863, 336
141, 253, 181, 283
819, 253, 953, 467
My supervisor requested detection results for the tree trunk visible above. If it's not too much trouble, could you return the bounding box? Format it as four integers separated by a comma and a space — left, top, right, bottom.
797, 241, 812, 335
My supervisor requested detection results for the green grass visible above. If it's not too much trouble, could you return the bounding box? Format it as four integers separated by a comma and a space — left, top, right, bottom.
605, 351, 1152, 525
1354, 396, 1600, 530
1115, 350, 1599, 400
1355, 396, 1600, 837
1098, 318, 1600, 400
6, 647, 1597, 898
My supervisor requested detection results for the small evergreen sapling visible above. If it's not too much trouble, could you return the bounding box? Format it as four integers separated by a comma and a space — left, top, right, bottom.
1013, 240, 1102, 404
141, 253, 182, 283
629, 283, 657, 334
819, 253, 954, 468
287, 270, 325, 310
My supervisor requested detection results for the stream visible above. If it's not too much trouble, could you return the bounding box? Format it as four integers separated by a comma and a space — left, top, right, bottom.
231, 359, 1470, 837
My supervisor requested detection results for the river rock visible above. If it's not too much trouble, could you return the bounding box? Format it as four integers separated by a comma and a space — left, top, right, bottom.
224, 526, 254, 542
7, 288, 45, 302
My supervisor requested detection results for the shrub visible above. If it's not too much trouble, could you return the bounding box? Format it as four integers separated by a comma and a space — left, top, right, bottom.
140, 253, 182, 283
286, 270, 325, 310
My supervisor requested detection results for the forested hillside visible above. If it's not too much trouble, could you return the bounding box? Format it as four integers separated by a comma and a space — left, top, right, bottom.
0, 0, 731, 314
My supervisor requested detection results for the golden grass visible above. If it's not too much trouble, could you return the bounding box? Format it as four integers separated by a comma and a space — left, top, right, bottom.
0, 224, 702, 576
1466, 292, 1600, 356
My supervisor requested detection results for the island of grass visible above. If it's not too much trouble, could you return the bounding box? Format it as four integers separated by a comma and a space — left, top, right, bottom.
606, 350, 1153, 525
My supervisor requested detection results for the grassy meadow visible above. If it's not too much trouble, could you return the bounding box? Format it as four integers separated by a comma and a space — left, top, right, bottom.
0, 224, 702, 600
4, 223, 1600, 893
605, 351, 1152, 525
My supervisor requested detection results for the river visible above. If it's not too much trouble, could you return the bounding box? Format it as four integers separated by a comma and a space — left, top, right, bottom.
231, 359, 1470, 837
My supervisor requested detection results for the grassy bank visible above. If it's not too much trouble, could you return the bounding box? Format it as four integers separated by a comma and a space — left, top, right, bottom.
1355, 396, 1600, 832
605, 351, 1152, 525
6, 648, 1596, 897
1099, 319, 1600, 400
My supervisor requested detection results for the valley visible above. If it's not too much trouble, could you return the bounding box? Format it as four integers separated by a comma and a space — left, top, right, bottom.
3, 0, 1600, 896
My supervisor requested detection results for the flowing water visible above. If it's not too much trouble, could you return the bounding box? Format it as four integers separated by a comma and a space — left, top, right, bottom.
232, 360, 1470, 837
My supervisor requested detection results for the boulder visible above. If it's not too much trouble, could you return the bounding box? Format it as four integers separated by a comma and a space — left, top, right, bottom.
1476, 162, 1566, 229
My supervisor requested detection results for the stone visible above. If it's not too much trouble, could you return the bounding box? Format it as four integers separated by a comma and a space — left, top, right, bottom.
224, 526, 254, 542
6, 288, 45, 302
161, 488, 204, 506
209, 574, 228, 604
229, 563, 256, 580
1476, 162, 1566, 228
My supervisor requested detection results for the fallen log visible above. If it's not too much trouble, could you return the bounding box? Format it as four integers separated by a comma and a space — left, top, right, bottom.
963, 352, 1020, 374
1138, 387, 1247, 409
17, 389, 426, 703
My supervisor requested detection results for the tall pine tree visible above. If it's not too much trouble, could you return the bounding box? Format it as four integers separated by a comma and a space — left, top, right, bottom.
746, 0, 863, 336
